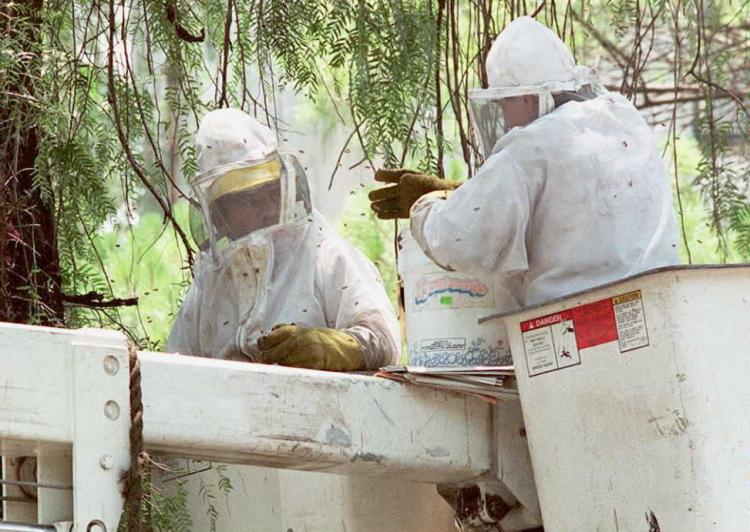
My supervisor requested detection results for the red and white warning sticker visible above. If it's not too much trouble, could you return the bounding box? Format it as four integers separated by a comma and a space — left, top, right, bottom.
520, 290, 649, 377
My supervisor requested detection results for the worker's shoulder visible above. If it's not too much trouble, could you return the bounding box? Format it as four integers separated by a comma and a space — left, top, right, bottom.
543, 93, 648, 134
534, 93, 642, 129
316, 230, 344, 257
500, 93, 650, 159
316, 228, 375, 270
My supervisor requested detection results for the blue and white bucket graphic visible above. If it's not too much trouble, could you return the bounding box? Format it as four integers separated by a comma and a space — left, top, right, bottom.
398, 229, 513, 367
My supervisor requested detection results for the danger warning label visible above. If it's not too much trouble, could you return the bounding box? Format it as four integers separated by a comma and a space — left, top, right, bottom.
521, 290, 649, 377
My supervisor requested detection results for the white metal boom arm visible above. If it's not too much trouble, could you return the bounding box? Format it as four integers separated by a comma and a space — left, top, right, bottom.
0, 322, 535, 530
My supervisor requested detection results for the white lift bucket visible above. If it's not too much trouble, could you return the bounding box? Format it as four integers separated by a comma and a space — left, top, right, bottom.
488, 265, 750, 531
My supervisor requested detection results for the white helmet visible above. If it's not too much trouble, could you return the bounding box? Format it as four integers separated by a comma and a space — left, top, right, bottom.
469, 17, 602, 158
195, 108, 278, 177
485, 16, 576, 88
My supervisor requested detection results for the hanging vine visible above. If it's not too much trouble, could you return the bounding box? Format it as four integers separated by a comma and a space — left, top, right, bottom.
1, 0, 748, 344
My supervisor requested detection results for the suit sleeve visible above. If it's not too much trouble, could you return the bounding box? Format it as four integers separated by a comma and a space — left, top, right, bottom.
165, 258, 208, 356
410, 152, 537, 276
316, 236, 401, 370
165, 284, 200, 355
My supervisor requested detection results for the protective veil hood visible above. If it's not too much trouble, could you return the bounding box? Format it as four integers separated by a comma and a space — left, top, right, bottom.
469, 17, 603, 158
189, 109, 311, 259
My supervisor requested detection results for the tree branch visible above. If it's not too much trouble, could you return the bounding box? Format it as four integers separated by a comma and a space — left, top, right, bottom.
218, 0, 234, 107
106, 0, 194, 269
62, 291, 138, 308
164, 0, 205, 43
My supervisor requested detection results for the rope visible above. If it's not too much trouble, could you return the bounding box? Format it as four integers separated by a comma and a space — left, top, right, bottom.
121, 340, 148, 532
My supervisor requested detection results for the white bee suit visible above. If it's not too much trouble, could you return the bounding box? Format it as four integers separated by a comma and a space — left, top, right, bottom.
167, 209, 400, 367
167, 109, 400, 369
410, 17, 678, 308
411, 92, 680, 307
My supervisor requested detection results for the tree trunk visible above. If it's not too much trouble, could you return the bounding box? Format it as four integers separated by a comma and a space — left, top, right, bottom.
0, 0, 63, 325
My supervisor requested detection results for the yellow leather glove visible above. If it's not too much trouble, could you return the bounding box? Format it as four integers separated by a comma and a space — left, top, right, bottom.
369, 168, 461, 219
257, 324, 364, 371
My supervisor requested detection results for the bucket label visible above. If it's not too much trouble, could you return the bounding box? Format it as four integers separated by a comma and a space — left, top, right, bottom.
522, 319, 581, 377
520, 290, 649, 377
412, 274, 494, 312
419, 338, 466, 352
410, 337, 509, 367
612, 292, 649, 352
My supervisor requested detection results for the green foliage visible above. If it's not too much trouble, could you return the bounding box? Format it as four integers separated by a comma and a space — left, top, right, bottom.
116, 459, 235, 531
4, 0, 747, 342
140, 476, 194, 532
116, 468, 193, 532
77, 203, 192, 349
602, 0, 750, 262
338, 190, 399, 309
199, 464, 234, 532
609, 0, 638, 40
664, 136, 723, 264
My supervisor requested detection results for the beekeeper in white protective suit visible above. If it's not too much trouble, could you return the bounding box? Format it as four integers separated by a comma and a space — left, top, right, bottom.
370, 16, 679, 308
168, 108, 400, 371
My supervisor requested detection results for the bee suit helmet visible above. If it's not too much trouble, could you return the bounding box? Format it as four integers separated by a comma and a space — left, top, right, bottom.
469, 16, 604, 158
172, 109, 318, 360
189, 108, 311, 258
168, 109, 401, 367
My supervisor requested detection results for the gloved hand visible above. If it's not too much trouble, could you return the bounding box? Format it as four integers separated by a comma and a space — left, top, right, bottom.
368, 168, 461, 219
257, 324, 364, 371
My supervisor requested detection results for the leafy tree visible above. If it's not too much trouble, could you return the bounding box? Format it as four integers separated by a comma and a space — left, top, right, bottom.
1, 0, 748, 339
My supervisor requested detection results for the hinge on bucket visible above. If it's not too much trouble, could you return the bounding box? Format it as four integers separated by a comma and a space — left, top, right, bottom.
437, 482, 543, 532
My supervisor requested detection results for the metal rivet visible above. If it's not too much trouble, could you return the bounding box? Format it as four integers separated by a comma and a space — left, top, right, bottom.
104, 400, 120, 420
103, 355, 120, 376
99, 455, 113, 470
87, 519, 107, 532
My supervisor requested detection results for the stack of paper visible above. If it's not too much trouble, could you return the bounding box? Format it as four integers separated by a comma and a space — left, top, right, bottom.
375, 365, 517, 403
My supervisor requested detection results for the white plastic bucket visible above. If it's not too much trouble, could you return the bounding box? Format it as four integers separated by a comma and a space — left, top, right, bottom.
398, 228, 511, 367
